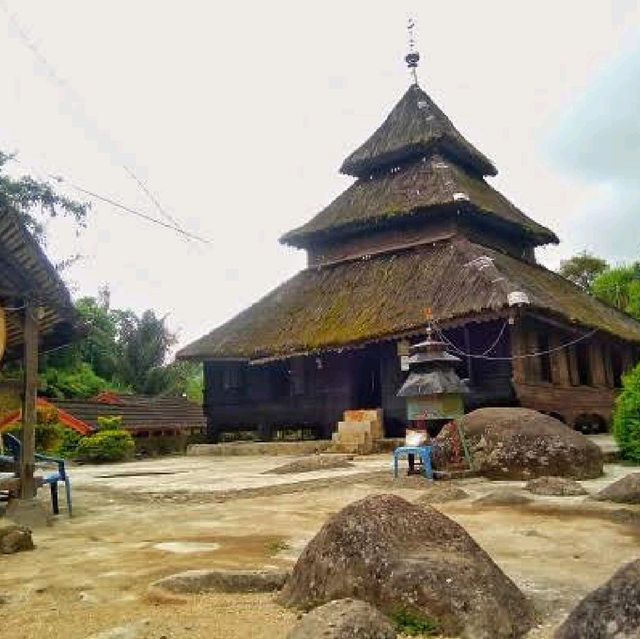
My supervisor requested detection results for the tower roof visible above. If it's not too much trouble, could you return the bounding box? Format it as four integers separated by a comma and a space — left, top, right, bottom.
340, 84, 497, 178
281, 154, 558, 248
177, 237, 640, 362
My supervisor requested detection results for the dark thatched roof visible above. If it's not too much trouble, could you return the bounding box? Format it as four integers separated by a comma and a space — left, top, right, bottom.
340, 84, 497, 178
281, 155, 558, 248
177, 238, 640, 361
0, 203, 78, 357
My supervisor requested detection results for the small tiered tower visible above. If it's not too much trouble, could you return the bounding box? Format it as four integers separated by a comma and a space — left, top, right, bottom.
397, 321, 466, 436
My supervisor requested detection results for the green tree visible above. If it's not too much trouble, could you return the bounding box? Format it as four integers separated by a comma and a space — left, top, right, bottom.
591, 263, 640, 320
0, 151, 89, 244
117, 310, 176, 393
155, 360, 204, 403
75, 295, 121, 380
613, 362, 640, 463
558, 251, 609, 290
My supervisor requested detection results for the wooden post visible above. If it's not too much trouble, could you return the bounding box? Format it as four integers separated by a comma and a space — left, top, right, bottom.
463, 326, 474, 385
589, 341, 607, 387
603, 343, 614, 388
20, 302, 38, 499
550, 332, 571, 386
510, 319, 527, 384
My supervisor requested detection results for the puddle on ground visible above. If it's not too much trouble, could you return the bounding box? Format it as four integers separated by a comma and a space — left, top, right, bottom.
152, 541, 221, 554
95, 470, 188, 478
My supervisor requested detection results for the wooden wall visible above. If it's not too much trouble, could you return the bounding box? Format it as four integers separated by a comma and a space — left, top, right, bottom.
511, 314, 637, 429
202, 319, 517, 441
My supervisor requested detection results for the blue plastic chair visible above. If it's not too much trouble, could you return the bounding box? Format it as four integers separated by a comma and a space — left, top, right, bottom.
1, 433, 72, 516
393, 445, 434, 480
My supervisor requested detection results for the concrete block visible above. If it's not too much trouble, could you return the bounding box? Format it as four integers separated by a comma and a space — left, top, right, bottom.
344, 409, 383, 423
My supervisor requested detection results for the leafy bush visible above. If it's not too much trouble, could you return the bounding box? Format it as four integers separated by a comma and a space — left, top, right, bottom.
96, 415, 123, 431
390, 608, 440, 636
8, 405, 66, 453
613, 363, 640, 463
39, 363, 117, 399
75, 429, 135, 463
53, 428, 84, 458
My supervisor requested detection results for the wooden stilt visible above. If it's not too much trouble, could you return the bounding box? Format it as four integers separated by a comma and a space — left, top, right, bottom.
20, 301, 38, 499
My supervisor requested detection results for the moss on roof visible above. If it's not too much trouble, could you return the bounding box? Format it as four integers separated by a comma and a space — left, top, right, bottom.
178, 238, 640, 361
340, 84, 497, 178
281, 155, 557, 248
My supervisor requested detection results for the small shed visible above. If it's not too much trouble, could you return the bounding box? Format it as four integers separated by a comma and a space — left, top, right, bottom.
0, 202, 79, 499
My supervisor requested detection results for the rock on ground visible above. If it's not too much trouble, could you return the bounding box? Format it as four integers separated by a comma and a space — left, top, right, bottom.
279, 494, 534, 639
525, 476, 588, 497
151, 569, 289, 594
415, 484, 469, 504
554, 558, 640, 639
265, 456, 354, 475
593, 472, 640, 504
0, 520, 34, 554
85, 620, 149, 639
439, 408, 603, 480
474, 490, 532, 506
287, 599, 396, 639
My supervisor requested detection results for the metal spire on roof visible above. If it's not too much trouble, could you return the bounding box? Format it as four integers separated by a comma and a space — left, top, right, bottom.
405, 17, 420, 86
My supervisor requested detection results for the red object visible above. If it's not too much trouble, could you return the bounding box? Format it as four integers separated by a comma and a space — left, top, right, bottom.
0, 398, 93, 435
93, 391, 125, 405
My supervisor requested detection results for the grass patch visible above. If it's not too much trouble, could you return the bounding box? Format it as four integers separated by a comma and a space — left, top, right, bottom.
391, 608, 440, 636
265, 539, 290, 554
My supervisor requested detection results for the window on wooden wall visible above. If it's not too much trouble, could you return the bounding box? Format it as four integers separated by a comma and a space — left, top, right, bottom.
271, 363, 291, 400
611, 348, 624, 388
290, 357, 306, 396
575, 342, 592, 386
223, 366, 244, 391
537, 332, 552, 383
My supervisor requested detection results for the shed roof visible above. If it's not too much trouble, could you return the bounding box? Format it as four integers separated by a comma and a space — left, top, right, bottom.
340, 84, 497, 178
0, 202, 79, 356
281, 154, 557, 248
178, 237, 640, 361
49, 395, 206, 433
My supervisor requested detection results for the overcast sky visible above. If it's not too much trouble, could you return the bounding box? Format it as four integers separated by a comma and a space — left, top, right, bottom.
1, 1, 639, 352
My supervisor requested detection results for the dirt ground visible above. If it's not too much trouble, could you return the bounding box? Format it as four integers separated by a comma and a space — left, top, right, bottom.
1, 454, 639, 639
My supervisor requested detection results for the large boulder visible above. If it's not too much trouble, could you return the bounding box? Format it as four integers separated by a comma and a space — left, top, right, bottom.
151, 568, 289, 594
593, 472, 640, 504
474, 489, 532, 507
555, 558, 640, 639
287, 599, 396, 639
439, 408, 603, 480
525, 476, 588, 497
0, 520, 34, 554
415, 484, 469, 505
279, 494, 534, 639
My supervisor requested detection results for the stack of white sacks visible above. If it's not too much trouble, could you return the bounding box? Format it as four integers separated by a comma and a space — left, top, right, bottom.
331, 409, 384, 454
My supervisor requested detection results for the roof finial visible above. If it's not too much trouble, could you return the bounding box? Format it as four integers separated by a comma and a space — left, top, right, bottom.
405, 17, 420, 86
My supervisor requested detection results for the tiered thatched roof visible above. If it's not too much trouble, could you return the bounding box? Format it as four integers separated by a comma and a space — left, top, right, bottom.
178, 237, 640, 361
282, 84, 556, 249
341, 84, 497, 178
281, 154, 557, 248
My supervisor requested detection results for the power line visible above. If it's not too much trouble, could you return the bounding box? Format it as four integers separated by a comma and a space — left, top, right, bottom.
9, 156, 211, 244
122, 166, 186, 234
433, 320, 598, 361
62, 178, 211, 244
1, 2, 194, 242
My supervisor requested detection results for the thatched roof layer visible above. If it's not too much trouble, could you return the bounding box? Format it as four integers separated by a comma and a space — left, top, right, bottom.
178, 238, 640, 361
281, 155, 557, 248
340, 84, 497, 178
